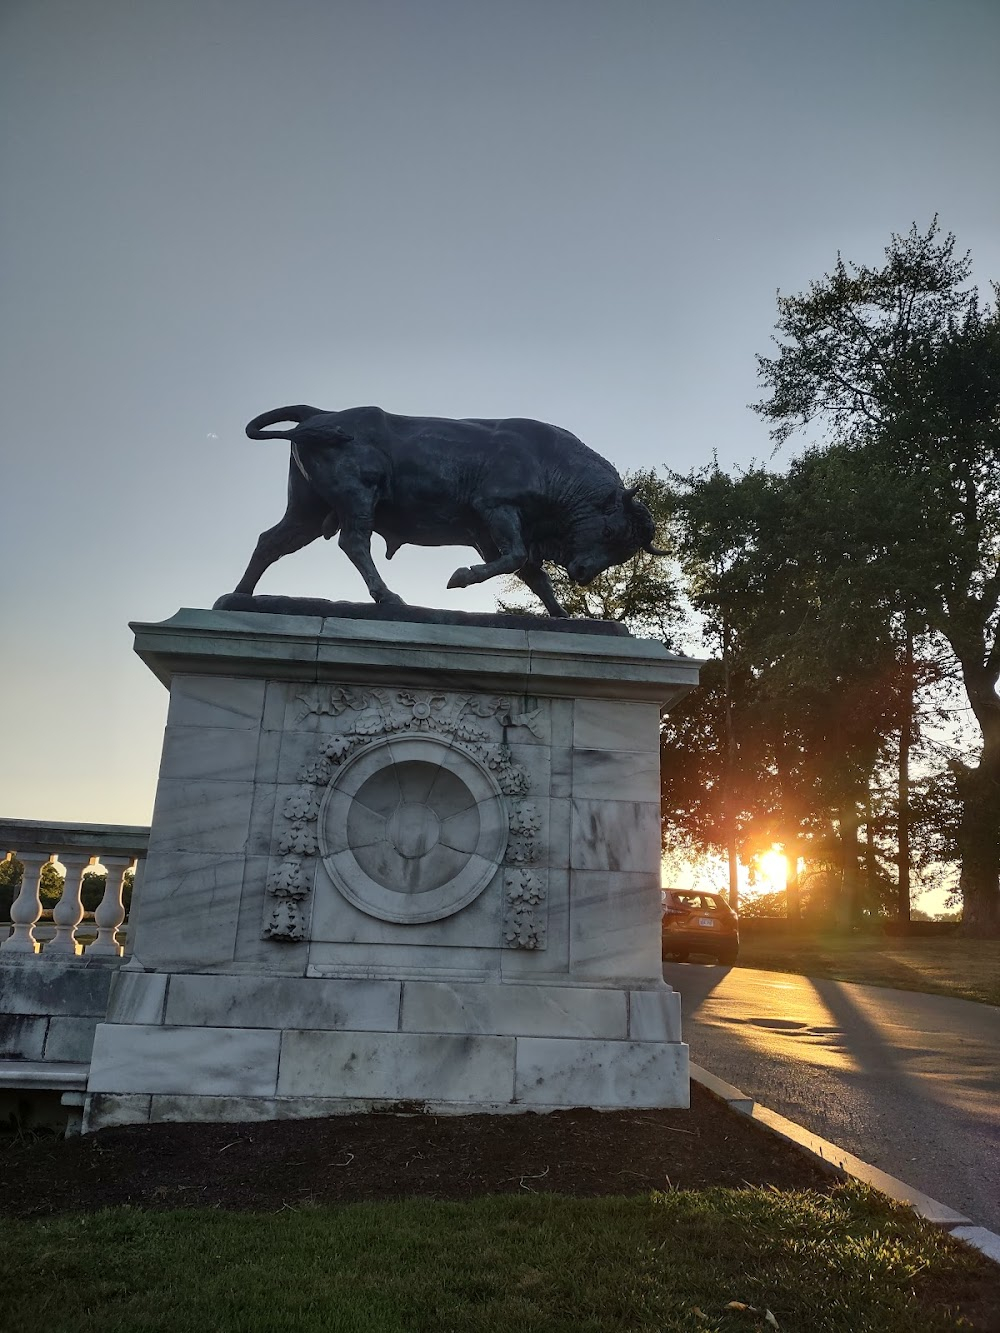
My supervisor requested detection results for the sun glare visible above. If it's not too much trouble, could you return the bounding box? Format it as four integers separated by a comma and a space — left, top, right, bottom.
758, 849, 788, 892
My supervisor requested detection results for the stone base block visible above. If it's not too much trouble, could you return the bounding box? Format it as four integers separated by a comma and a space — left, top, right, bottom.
82, 1093, 152, 1133
85, 972, 686, 1127
84, 1017, 687, 1127
515, 1037, 688, 1108
84, 1067, 691, 1132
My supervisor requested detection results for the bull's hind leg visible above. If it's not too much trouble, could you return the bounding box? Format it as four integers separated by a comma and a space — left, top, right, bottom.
338, 511, 405, 606
232, 467, 328, 595
233, 510, 326, 595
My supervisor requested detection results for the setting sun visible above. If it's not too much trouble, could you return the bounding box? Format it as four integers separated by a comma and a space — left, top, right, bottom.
758, 849, 789, 892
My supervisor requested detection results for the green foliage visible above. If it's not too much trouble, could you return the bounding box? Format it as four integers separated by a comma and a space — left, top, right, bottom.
38, 860, 64, 908
0, 1187, 989, 1332
0, 856, 16, 922
754, 218, 977, 448
737, 889, 787, 919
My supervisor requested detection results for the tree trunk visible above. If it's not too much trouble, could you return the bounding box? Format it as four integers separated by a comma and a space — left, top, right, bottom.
837, 805, 862, 930
953, 750, 1000, 936
897, 629, 913, 925
722, 623, 739, 912
726, 839, 739, 913
864, 787, 878, 916
952, 658, 1000, 937
785, 846, 801, 920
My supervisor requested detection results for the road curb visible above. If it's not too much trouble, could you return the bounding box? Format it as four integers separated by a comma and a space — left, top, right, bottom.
689, 1062, 1000, 1265
687, 1063, 754, 1114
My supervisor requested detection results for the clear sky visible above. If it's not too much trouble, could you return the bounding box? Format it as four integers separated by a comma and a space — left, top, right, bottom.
2, 0, 999, 833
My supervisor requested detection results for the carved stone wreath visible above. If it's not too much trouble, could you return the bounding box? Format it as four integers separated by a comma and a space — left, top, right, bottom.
261, 686, 548, 948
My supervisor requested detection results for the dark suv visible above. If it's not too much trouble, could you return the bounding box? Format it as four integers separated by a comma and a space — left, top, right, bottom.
661, 889, 739, 965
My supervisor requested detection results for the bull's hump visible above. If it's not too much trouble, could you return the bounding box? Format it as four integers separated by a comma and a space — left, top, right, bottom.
379, 411, 571, 441
384, 413, 509, 443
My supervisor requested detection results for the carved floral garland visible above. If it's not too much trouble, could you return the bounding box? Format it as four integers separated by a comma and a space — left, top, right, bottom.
262, 686, 548, 947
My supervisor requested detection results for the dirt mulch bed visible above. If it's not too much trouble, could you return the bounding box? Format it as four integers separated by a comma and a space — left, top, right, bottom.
0, 1083, 837, 1217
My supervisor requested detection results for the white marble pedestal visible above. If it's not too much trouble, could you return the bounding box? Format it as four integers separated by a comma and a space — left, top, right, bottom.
83, 609, 700, 1131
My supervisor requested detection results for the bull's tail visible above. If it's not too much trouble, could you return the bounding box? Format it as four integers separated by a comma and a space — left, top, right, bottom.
245, 405, 323, 440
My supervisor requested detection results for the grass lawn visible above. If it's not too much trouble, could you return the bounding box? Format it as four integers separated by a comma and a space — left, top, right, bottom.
3, 1185, 996, 1333
736, 933, 1000, 1007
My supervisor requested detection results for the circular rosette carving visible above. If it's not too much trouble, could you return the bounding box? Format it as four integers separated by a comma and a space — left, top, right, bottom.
319, 735, 508, 923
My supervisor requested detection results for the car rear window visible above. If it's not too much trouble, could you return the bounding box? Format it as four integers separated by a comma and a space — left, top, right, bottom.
669, 893, 724, 911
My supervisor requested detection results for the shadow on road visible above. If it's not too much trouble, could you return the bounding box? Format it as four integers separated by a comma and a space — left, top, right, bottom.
662, 961, 732, 1016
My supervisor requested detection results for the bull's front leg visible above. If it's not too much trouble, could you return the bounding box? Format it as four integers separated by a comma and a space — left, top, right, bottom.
339, 521, 405, 606
447, 506, 527, 590
515, 561, 569, 617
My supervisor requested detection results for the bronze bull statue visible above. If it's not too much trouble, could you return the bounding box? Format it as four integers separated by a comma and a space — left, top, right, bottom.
227, 404, 665, 617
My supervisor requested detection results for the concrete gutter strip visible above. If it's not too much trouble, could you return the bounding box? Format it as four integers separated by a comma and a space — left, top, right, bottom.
687, 1063, 754, 1114
949, 1228, 1000, 1265
689, 1062, 1000, 1266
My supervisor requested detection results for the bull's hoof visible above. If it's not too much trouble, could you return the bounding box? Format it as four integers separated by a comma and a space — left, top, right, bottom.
447, 567, 473, 589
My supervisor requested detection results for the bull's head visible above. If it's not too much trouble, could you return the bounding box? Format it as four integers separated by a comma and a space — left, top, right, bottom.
564, 486, 668, 585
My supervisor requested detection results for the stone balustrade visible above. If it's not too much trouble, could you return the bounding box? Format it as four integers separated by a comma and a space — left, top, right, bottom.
0, 820, 149, 959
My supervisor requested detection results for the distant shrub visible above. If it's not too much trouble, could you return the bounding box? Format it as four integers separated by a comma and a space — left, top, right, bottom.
738, 890, 786, 919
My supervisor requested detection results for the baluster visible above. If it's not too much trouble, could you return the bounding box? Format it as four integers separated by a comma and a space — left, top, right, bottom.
48, 851, 90, 955
1, 851, 50, 953
121, 855, 144, 956
88, 854, 132, 956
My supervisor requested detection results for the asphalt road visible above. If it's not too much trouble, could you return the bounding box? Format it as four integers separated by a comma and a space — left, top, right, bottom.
664, 962, 1000, 1232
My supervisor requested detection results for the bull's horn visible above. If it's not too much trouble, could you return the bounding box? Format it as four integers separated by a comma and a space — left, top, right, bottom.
624, 485, 640, 500
644, 543, 670, 557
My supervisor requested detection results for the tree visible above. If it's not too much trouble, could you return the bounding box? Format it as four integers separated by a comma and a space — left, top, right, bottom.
664, 465, 786, 910
39, 860, 64, 908
755, 220, 1000, 933
668, 454, 909, 924
659, 657, 754, 870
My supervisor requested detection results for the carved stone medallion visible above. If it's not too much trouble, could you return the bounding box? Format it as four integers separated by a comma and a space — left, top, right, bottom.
319, 735, 508, 924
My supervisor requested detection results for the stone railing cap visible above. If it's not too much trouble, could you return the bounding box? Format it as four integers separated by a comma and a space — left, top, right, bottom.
0, 820, 149, 856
